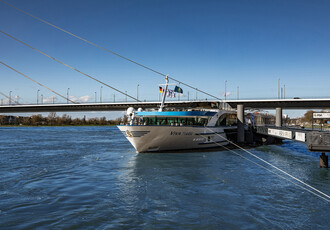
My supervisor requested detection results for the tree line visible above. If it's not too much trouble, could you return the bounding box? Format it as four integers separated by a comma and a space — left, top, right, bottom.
301, 110, 329, 123
0, 112, 127, 126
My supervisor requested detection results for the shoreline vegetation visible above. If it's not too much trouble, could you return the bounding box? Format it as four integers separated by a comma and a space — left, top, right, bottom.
0, 112, 126, 126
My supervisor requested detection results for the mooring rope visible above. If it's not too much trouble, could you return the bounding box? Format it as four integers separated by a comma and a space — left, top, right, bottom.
201, 126, 330, 202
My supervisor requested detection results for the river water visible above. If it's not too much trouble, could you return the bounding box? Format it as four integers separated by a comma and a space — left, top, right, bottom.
0, 126, 329, 229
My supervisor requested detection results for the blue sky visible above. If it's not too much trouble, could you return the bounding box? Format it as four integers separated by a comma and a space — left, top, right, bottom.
1, 0, 330, 118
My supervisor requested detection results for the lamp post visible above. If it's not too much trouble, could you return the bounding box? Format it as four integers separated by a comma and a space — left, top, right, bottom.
37, 89, 40, 104
278, 78, 280, 99
67, 88, 70, 103
100, 86, 103, 103
137, 84, 139, 101
224, 80, 227, 101
9, 91, 12, 105
237, 86, 239, 100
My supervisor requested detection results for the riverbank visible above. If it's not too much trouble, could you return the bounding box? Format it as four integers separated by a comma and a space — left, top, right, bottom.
0, 114, 123, 126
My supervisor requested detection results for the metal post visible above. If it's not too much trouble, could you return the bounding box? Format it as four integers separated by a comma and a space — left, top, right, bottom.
188, 91, 190, 101
41, 94, 43, 104
320, 152, 328, 168
237, 86, 239, 100
278, 78, 280, 99
100, 86, 103, 103
9, 91, 12, 105
37, 89, 40, 104
52, 96, 55, 104
195, 88, 198, 100
67, 88, 70, 104
113, 94, 115, 103
159, 76, 169, 112
225, 80, 227, 101
237, 104, 245, 143
276, 107, 282, 127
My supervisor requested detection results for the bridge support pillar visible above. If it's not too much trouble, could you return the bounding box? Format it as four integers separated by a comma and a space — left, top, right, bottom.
320, 152, 328, 168
276, 107, 282, 127
237, 104, 245, 143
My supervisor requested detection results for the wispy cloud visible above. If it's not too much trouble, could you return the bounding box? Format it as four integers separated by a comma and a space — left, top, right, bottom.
78, 95, 91, 102
69, 95, 91, 102
0, 95, 20, 105
42, 96, 57, 103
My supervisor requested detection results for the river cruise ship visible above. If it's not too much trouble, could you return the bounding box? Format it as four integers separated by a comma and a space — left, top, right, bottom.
117, 75, 236, 152
118, 109, 236, 152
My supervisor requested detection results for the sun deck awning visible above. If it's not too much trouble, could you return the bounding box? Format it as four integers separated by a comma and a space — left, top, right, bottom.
135, 111, 217, 117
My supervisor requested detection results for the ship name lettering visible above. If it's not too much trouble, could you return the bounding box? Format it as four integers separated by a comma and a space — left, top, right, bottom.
171, 131, 181, 135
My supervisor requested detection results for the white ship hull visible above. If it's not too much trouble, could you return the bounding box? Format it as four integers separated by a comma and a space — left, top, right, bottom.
117, 125, 229, 153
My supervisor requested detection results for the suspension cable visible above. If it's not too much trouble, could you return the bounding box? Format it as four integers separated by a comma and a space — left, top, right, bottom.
202, 126, 330, 202
0, 0, 223, 101
0, 61, 77, 104
0, 91, 20, 104
0, 30, 139, 102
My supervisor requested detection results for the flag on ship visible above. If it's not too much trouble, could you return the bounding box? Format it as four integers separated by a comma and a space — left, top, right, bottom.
174, 86, 183, 94
166, 89, 175, 98
159, 86, 163, 93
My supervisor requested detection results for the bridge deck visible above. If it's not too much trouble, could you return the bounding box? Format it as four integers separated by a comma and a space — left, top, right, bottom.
0, 101, 220, 113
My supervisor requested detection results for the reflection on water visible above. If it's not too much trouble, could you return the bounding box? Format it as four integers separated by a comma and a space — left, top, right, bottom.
0, 127, 329, 229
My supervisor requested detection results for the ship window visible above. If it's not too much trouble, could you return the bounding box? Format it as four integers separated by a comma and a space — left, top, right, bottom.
226, 114, 237, 126
140, 116, 211, 126
216, 114, 237, 126
216, 114, 226, 126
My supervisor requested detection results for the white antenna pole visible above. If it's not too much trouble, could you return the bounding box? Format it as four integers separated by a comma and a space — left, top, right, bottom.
159, 75, 169, 112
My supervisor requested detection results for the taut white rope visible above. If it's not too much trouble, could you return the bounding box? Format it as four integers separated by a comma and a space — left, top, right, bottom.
200, 126, 330, 202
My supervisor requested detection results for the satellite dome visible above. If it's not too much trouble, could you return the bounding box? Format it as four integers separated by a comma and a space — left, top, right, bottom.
126, 107, 135, 116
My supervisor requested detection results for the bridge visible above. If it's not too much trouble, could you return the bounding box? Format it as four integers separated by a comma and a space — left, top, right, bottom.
225, 98, 330, 109
0, 101, 221, 113
1, 98, 330, 113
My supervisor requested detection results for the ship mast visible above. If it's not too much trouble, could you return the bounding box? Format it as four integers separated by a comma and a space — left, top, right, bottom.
159, 75, 169, 112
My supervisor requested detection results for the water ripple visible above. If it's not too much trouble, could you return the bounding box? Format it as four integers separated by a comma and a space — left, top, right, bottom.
0, 126, 329, 229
